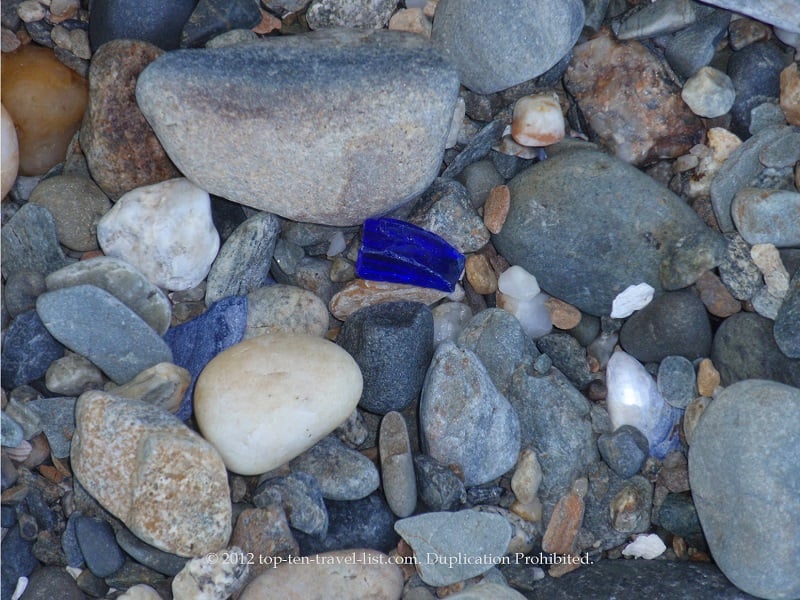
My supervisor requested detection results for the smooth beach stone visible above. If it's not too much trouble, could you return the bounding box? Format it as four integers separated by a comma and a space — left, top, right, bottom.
46, 257, 171, 335
88, 0, 197, 51
71, 390, 231, 557
394, 510, 512, 586
1, 412, 24, 448
664, 10, 730, 79
732, 189, 800, 248
613, 0, 710, 40
205, 212, 280, 306
244, 285, 328, 339
1, 310, 64, 389
697, 0, 800, 34
492, 147, 721, 316
597, 425, 649, 479
1, 103, 18, 198
136, 29, 460, 226
431, 0, 584, 94
19, 565, 87, 600
289, 436, 379, 501
656, 355, 696, 409
456, 160, 504, 209
379, 411, 417, 518
536, 333, 592, 390
239, 549, 403, 600
36, 285, 173, 385
420, 342, 521, 487
689, 380, 800, 600
414, 454, 467, 511
29, 175, 111, 251
657, 492, 701, 538
80, 40, 180, 200
194, 333, 363, 475
1, 203, 69, 280
180, 0, 261, 47
229, 506, 299, 582
582, 468, 653, 549
75, 516, 126, 578
336, 301, 434, 414
108, 362, 190, 414
681, 66, 735, 119
97, 178, 220, 291
775, 273, 800, 359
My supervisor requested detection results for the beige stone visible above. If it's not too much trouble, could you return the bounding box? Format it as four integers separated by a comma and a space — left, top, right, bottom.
107, 362, 190, 414
511, 448, 542, 505
483, 185, 510, 234
1, 104, 19, 198
783, 63, 800, 126
329, 279, 453, 320
696, 358, 721, 397
511, 93, 565, 147
544, 297, 582, 330
244, 284, 329, 339
388, 8, 431, 37
172, 545, 249, 600
465, 254, 497, 295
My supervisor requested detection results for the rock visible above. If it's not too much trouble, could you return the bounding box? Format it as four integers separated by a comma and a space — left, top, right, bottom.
1, 203, 69, 280
0, 310, 64, 389
622, 534, 666, 560
394, 510, 512, 586
1, 527, 37, 599
80, 40, 180, 200
205, 212, 281, 306
88, 0, 196, 51
444, 582, 527, 600
597, 425, 649, 479
542, 489, 585, 555
3, 271, 46, 318
656, 355, 696, 410
337, 301, 433, 414
441, 120, 506, 180
775, 273, 800, 358
289, 436, 379, 501
45, 257, 171, 335
511, 448, 543, 505
243, 285, 328, 339
718, 233, 763, 301
230, 505, 298, 581
115, 527, 187, 576
619, 291, 711, 362
116, 584, 162, 600
1, 103, 18, 198
329, 278, 454, 321
171, 547, 249, 600
27, 397, 76, 458
711, 312, 800, 387
71, 390, 231, 557
36, 285, 173, 385
465, 254, 498, 295
564, 29, 703, 164
657, 492, 701, 538
432, 302, 473, 346
781, 63, 800, 126
194, 333, 363, 475
511, 93, 565, 147
609, 283, 654, 319
492, 147, 722, 316
613, 0, 710, 40
136, 29, 459, 226
681, 66, 735, 119
414, 454, 467, 511
254, 472, 328, 537
388, 7, 432, 38
108, 362, 190, 414
694, 270, 741, 318
689, 379, 800, 600
664, 11, 730, 79
456, 160, 504, 209
2, 412, 24, 448
420, 342, 521, 487
21, 566, 87, 599
732, 189, 800, 248
306, 0, 398, 29
180, 0, 262, 47
431, 0, 584, 94
75, 516, 126, 577
97, 178, 220, 291
379, 411, 417, 518
536, 333, 592, 390
239, 549, 403, 600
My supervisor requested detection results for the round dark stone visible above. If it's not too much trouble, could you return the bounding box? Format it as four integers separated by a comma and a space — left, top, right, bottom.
74, 516, 125, 578
3, 271, 46, 318
1, 526, 38, 599
19, 566, 86, 600
414, 454, 467, 511
597, 425, 649, 479
657, 492, 701, 538
536, 333, 593, 389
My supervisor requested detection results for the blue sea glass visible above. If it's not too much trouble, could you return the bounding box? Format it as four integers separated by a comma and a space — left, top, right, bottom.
356, 218, 465, 293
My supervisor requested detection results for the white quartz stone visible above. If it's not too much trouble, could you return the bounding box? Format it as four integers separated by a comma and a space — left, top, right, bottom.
610, 282, 655, 318
511, 93, 565, 147
622, 533, 666, 560
432, 301, 473, 345
326, 231, 346, 257
97, 178, 220, 291
1, 104, 19, 198
497, 291, 552, 339
194, 333, 363, 475
498, 265, 541, 300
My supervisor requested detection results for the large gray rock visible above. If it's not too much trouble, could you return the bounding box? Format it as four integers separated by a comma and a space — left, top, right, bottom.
431, 0, 584, 94
136, 29, 460, 225
492, 147, 722, 316
689, 380, 800, 600
697, 0, 800, 35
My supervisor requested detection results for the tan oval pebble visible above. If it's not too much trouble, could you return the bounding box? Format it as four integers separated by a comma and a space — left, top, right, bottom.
244, 284, 329, 339
238, 549, 403, 600
465, 254, 497, 295
696, 358, 721, 397
194, 333, 363, 475
544, 297, 582, 330
511, 448, 542, 505
107, 362, 190, 414
483, 184, 510, 234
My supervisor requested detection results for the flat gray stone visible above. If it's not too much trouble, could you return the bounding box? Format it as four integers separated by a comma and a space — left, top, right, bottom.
36, 285, 173, 384
775, 272, 800, 358
697, 0, 800, 34
28, 397, 77, 458
136, 29, 459, 225
1, 203, 69, 280
732, 189, 800, 248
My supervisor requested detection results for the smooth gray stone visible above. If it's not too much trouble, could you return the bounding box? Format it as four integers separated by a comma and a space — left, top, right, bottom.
28, 397, 76, 458
136, 29, 460, 225
614, 0, 710, 40
36, 285, 173, 384
1, 310, 65, 389
1, 203, 69, 279
493, 148, 721, 316
661, 229, 727, 291
3, 270, 46, 318
696, 0, 800, 35
657, 355, 696, 409
775, 272, 800, 359
536, 333, 593, 390
597, 425, 649, 479
731, 189, 800, 248
18, 566, 87, 600
379, 411, 417, 518
45, 257, 171, 335
455, 159, 504, 209
205, 212, 281, 306
664, 10, 730, 79
689, 380, 800, 600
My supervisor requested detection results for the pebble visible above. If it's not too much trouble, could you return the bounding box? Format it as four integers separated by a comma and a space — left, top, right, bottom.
2, 411, 25, 448
88, 0, 196, 51
243, 284, 328, 340
0, 310, 64, 389
194, 333, 363, 475
493, 147, 721, 316
115, 527, 187, 577
1, 103, 19, 198
693, 270, 741, 318
609, 283, 654, 319
136, 29, 458, 226
16, 566, 85, 600
457, 160, 505, 209
661, 229, 727, 291
728, 17, 772, 50
254, 471, 328, 537
656, 355, 696, 409
394, 510, 512, 586
75, 515, 125, 577
45, 256, 172, 335
536, 333, 593, 390
107, 362, 190, 414
117, 584, 162, 600
229, 505, 298, 581
511, 448, 543, 506
431, 0, 585, 94
613, 0, 710, 40
619, 291, 712, 363
564, 29, 703, 164
681, 66, 736, 119
718, 233, 763, 301
664, 11, 731, 80
711, 312, 800, 387
781, 63, 800, 126
511, 93, 565, 147
432, 302, 473, 346
36, 285, 173, 384
170, 547, 249, 600
465, 254, 498, 295
329, 279, 453, 321
657, 492, 701, 538
682, 395, 711, 447
97, 178, 220, 291
1, 527, 37, 599
414, 454, 467, 511
305, 0, 397, 29
495, 291, 553, 339
732, 189, 800, 248
622, 533, 666, 560
389, 7, 432, 38
163, 295, 247, 420
442, 120, 507, 180
337, 301, 434, 415
689, 379, 800, 600
180, 0, 261, 47
239, 549, 403, 600
1, 203, 69, 280
474, 504, 539, 555
204, 212, 280, 306
71, 390, 231, 557
27, 397, 76, 458
379, 411, 417, 518
696, 358, 721, 397
775, 273, 800, 358
420, 342, 521, 487
751, 242, 791, 297
597, 425, 649, 479
542, 490, 584, 555
483, 185, 510, 235
3, 270, 46, 319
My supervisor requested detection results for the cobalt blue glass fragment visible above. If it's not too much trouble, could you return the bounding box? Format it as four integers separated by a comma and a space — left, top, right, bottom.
356, 218, 465, 293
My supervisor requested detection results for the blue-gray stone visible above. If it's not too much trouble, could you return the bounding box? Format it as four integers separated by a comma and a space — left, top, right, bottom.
619, 291, 711, 363
62, 512, 85, 569
17, 566, 86, 600
657, 492, 701, 538
614, 0, 712, 40
289, 436, 379, 501
337, 301, 433, 415
75, 516, 125, 578
431, 0, 585, 94
661, 229, 727, 291
163, 294, 247, 420
536, 333, 593, 390
596, 425, 649, 479
689, 379, 800, 600
493, 147, 722, 316
253, 472, 328, 537
1, 526, 38, 599
711, 312, 800, 387
1, 203, 69, 280
36, 285, 173, 385
1, 310, 65, 389
305, 0, 397, 29
664, 10, 730, 79
657, 355, 697, 409
292, 492, 398, 555
442, 120, 507, 180
1, 412, 24, 448
775, 272, 800, 359
27, 397, 76, 458
414, 454, 467, 511
204, 211, 281, 307
455, 159, 505, 209
3, 270, 46, 318
180, 0, 261, 48
732, 189, 800, 248
115, 527, 187, 576
88, 0, 197, 51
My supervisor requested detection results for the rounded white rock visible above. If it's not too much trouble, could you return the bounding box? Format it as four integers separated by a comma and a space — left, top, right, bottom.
610, 282, 655, 318
1, 104, 19, 198
511, 93, 565, 147
622, 533, 666, 560
681, 66, 735, 119
497, 265, 541, 300
194, 333, 363, 475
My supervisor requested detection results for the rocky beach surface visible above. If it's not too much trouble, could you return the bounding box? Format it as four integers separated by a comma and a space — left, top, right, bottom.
1, 0, 800, 599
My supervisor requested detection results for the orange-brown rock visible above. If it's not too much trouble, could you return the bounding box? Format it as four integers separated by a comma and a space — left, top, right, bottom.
696, 358, 721, 397
780, 62, 800, 126
465, 253, 497, 295
541, 492, 584, 555
545, 297, 582, 330
483, 184, 510, 234
694, 270, 741, 318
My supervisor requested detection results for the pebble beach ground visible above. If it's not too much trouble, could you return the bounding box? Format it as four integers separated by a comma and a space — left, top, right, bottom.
1, 0, 800, 599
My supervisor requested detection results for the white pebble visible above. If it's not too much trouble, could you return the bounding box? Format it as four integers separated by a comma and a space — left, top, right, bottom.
432, 301, 473, 346
497, 291, 552, 339
511, 93, 565, 147
610, 282, 655, 318
10, 577, 27, 600
498, 265, 541, 300
622, 533, 666, 560
681, 66, 735, 118
1, 104, 19, 199
326, 231, 346, 257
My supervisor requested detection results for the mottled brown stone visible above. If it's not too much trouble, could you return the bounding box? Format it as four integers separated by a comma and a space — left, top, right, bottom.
694, 270, 741, 317
541, 492, 584, 555
230, 506, 298, 580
